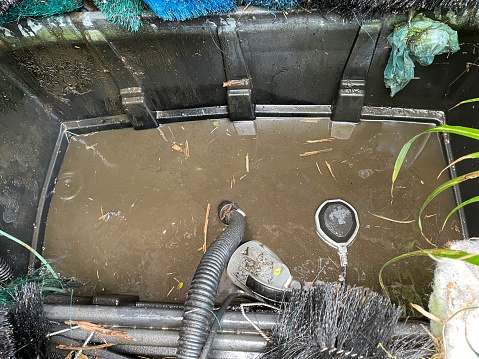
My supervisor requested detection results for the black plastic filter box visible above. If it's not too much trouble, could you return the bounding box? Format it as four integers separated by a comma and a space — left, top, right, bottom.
0, 9, 478, 288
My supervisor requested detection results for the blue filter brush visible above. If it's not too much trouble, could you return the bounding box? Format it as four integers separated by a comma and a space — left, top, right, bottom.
93, 0, 145, 31
143, 0, 237, 21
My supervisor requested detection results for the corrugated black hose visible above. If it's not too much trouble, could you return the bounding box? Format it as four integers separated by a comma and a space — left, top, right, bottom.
176, 201, 246, 359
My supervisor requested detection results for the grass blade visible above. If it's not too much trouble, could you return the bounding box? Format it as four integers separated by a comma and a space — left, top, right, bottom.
379, 249, 479, 294
441, 195, 479, 231
391, 132, 422, 197
449, 97, 479, 111
437, 152, 479, 179
391, 125, 479, 197
0, 229, 59, 280
466, 325, 479, 357
418, 170, 479, 233
410, 303, 445, 324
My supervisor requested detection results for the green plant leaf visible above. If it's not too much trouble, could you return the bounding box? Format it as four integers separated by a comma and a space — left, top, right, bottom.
442, 195, 479, 231
391, 132, 423, 197
466, 323, 479, 357
418, 170, 479, 233
391, 125, 479, 197
0, 229, 59, 280
437, 152, 479, 179
450, 97, 479, 111
379, 249, 479, 294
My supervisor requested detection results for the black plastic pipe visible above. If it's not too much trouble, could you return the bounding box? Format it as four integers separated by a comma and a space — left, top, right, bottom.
44, 303, 277, 330
50, 336, 132, 359
50, 327, 267, 353
44, 304, 424, 336
200, 291, 256, 359
176, 201, 246, 359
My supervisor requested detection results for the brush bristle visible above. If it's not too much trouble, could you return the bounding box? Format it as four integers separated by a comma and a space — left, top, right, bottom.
249, 0, 479, 18
0, 0, 19, 16
0, 309, 15, 359
10, 282, 49, 359
263, 283, 403, 359
144, 0, 237, 21
248, 0, 299, 11
92, 0, 145, 32
389, 333, 437, 359
0, 0, 84, 26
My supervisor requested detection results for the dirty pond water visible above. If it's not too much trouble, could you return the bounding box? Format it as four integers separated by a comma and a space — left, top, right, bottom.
43, 118, 462, 315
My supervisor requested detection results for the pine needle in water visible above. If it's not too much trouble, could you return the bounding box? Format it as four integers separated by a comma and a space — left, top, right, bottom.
201, 203, 211, 253
65, 321, 134, 340
299, 148, 333, 157
325, 160, 336, 180
57, 343, 116, 351
172, 144, 183, 153
368, 212, 416, 224
304, 138, 335, 144
184, 140, 190, 159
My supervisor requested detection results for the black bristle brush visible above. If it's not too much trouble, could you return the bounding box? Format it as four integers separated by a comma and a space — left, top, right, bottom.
9, 282, 50, 359
296, 0, 479, 18
0, 309, 15, 359
262, 282, 433, 359
0, 0, 21, 16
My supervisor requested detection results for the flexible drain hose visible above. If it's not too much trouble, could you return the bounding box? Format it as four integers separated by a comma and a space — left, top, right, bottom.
176, 201, 246, 359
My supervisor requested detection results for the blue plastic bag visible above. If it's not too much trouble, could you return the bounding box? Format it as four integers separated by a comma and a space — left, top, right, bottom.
384, 14, 460, 97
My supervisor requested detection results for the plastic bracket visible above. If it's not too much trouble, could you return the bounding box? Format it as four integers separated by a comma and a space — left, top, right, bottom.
331, 23, 382, 123
120, 87, 157, 130
83, 30, 158, 130
218, 18, 255, 121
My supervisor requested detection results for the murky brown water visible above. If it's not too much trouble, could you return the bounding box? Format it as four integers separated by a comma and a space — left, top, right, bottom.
43, 117, 462, 315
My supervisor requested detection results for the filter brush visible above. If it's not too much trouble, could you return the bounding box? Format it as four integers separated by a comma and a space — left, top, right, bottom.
251, 0, 479, 17
143, 0, 237, 21
92, 0, 145, 32
262, 282, 434, 359
10, 282, 50, 359
312, 0, 479, 17
0, 0, 19, 16
0, 309, 15, 359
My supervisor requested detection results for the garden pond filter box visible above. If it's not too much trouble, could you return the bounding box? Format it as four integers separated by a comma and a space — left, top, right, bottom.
0, 8, 479, 358
43, 114, 462, 308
